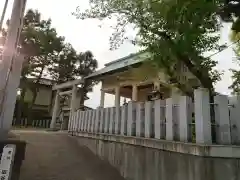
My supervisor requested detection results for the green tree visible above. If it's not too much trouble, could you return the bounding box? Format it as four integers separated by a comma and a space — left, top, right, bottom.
1, 9, 43, 125
219, 0, 240, 94
25, 19, 64, 125
73, 0, 223, 96
2, 9, 65, 125
219, 0, 240, 32
228, 31, 240, 94
75, 51, 98, 109
48, 43, 77, 84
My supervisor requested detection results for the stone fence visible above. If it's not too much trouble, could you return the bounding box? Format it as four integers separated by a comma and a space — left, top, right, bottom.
68, 88, 240, 145
12, 119, 51, 128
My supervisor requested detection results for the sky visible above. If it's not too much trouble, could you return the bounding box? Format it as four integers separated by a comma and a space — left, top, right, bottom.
1, 0, 238, 108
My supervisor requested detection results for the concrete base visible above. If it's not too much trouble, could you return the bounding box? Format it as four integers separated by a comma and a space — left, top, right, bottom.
72, 132, 240, 180
46, 128, 60, 132
0, 137, 26, 180
0, 129, 10, 141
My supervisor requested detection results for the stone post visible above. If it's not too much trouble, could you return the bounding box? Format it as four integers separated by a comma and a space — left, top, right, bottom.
99, 108, 105, 133
145, 101, 153, 138
84, 111, 87, 132
179, 96, 192, 142
104, 108, 110, 133
114, 86, 121, 134
127, 102, 136, 136
166, 98, 174, 141
50, 90, 60, 129
91, 110, 96, 133
194, 88, 212, 144
121, 105, 128, 135
109, 107, 115, 134
70, 85, 77, 114
229, 96, 240, 144
95, 108, 101, 133
79, 111, 83, 132
154, 99, 165, 139
87, 110, 92, 132
214, 95, 231, 144
136, 102, 145, 137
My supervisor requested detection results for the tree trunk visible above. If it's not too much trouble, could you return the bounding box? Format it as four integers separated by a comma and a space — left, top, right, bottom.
16, 87, 26, 126
26, 89, 38, 126
26, 66, 44, 126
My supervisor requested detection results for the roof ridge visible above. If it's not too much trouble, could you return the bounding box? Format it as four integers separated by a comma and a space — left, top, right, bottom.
104, 51, 145, 67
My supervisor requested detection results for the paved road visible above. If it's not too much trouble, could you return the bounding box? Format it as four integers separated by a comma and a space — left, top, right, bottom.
13, 130, 124, 180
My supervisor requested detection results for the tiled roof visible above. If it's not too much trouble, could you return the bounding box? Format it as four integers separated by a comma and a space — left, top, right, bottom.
85, 51, 150, 79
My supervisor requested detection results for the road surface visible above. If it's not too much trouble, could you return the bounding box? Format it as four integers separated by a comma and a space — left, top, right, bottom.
12, 130, 124, 180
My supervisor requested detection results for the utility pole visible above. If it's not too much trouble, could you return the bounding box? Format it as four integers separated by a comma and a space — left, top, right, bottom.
0, 0, 9, 31
0, 0, 27, 139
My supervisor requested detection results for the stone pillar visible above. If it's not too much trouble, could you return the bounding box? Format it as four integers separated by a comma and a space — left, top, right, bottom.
95, 108, 101, 133
132, 84, 138, 101
109, 107, 115, 134
99, 108, 105, 133
166, 98, 174, 141
229, 96, 240, 144
50, 90, 60, 129
121, 105, 128, 135
154, 99, 165, 139
214, 95, 231, 144
70, 85, 77, 114
145, 101, 154, 138
100, 89, 105, 108
127, 102, 136, 136
104, 108, 110, 133
194, 88, 212, 144
91, 110, 96, 133
179, 96, 192, 142
114, 86, 121, 134
136, 102, 145, 137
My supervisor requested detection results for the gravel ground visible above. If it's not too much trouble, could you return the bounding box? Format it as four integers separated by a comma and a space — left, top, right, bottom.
13, 130, 124, 180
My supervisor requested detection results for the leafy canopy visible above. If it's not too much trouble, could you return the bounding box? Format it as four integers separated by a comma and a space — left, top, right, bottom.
73, 0, 224, 95
2, 9, 99, 121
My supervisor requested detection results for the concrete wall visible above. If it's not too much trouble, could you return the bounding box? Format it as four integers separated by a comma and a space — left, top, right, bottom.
73, 133, 240, 180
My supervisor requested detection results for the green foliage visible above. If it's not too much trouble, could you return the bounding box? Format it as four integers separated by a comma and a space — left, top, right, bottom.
221, 1, 240, 94
73, 0, 223, 94
228, 38, 240, 94
75, 51, 98, 109
2, 9, 98, 123
219, 0, 240, 32
48, 43, 77, 83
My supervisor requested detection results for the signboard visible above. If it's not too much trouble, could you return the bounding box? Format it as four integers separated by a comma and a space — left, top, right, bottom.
0, 144, 16, 180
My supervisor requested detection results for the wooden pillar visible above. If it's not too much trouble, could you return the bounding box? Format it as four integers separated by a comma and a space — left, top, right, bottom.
100, 89, 105, 108
132, 84, 138, 101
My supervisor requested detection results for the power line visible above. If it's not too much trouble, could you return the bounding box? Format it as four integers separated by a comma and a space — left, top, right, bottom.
207, 40, 239, 59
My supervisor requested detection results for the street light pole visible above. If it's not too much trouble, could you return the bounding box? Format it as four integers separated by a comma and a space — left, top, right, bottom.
0, 0, 26, 139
